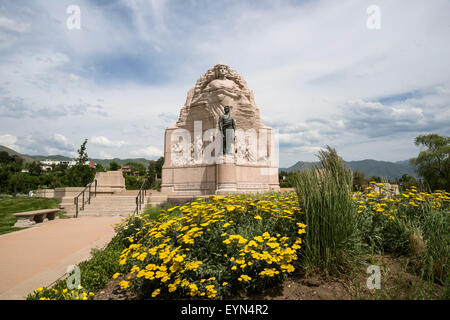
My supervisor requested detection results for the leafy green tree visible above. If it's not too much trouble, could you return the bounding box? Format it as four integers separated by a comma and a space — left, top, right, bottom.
28, 161, 42, 176
147, 160, 157, 184
411, 133, 450, 191
352, 170, 366, 191
76, 139, 89, 166
109, 161, 121, 171
66, 139, 95, 187
125, 162, 146, 176
95, 163, 106, 172
368, 176, 383, 183
279, 170, 294, 188
154, 157, 164, 179
0, 151, 13, 164
399, 173, 416, 187
53, 162, 69, 173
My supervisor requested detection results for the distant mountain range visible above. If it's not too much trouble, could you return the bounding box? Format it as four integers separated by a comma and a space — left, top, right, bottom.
280, 159, 418, 180
1, 145, 417, 180
0, 145, 153, 167
0, 145, 36, 163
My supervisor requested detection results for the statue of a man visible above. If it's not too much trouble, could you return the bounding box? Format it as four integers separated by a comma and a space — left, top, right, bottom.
219, 106, 236, 155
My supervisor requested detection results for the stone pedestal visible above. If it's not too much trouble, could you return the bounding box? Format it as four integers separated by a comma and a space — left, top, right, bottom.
215, 163, 237, 194
94, 171, 126, 194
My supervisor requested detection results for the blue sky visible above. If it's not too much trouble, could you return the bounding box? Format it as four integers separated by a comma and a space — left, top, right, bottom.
0, 0, 449, 167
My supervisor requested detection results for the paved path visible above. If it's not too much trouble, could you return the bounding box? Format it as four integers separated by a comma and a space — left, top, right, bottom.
0, 216, 122, 300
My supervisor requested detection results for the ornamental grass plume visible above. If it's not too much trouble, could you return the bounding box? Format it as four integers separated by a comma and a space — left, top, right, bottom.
293, 146, 362, 275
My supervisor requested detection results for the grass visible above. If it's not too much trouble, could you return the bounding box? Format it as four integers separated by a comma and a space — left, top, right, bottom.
0, 196, 60, 235
293, 146, 363, 276
349, 255, 448, 299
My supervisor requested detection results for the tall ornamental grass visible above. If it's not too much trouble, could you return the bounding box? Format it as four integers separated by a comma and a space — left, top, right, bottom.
293, 146, 362, 275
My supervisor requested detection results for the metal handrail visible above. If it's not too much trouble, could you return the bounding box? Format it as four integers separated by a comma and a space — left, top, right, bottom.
134, 178, 148, 215
74, 179, 97, 218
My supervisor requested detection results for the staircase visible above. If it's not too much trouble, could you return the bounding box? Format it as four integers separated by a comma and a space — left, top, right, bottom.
61, 190, 169, 218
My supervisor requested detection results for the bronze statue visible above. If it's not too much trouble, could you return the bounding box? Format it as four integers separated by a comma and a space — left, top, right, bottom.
219, 106, 235, 155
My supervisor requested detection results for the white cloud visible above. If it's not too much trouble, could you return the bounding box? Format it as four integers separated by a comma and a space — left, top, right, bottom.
99, 150, 112, 159
0, 134, 19, 151
0, 16, 30, 33
132, 146, 163, 158
90, 136, 128, 148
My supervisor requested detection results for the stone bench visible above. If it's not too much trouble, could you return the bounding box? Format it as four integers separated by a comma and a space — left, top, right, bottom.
13, 209, 61, 228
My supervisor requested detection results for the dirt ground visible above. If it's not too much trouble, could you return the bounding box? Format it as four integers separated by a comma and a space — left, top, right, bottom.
94, 254, 445, 300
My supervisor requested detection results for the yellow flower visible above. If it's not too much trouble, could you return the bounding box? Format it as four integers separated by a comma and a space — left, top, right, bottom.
119, 281, 130, 289
152, 289, 161, 297
112, 272, 121, 279
238, 274, 251, 282
254, 215, 262, 220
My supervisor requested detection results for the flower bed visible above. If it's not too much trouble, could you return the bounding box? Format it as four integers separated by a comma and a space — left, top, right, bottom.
114, 192, 306, 299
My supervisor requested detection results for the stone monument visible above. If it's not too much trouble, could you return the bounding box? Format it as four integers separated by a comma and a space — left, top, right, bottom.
94, 171, 126, 194
161, 63, 279, 195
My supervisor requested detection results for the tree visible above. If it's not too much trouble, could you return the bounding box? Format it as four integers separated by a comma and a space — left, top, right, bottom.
67, 139, 95, 187
410, 133, 450, 191
154, 157, 164, 179
397, 173, 421, 191
109, 161, 121, 171
148, 160, 157, 184
0, 151, 13, 164
95, 163, 106, 172
28, 161, 42, 176
352, 170, 366, 191
125, 162, 146, 176
368, 176, 384, 183
76, 139, 89, 166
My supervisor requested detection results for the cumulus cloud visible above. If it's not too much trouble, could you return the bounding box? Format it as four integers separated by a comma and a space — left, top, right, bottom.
0, 90, 108, 118
90, 136, 128, 148
0, 134, 20, 151
0, 16, 30, 33
14, 133, 77, 157
132, 146, 164, 158
342, 85, 450, 138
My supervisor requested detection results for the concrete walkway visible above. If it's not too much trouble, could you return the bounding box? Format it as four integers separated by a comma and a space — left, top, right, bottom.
0, 216, 122, 300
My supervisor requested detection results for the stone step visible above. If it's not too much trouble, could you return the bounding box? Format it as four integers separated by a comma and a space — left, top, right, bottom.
61, 192, 154, 217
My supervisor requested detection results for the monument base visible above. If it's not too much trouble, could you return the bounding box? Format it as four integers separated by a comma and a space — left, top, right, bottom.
161, 163, 279, 196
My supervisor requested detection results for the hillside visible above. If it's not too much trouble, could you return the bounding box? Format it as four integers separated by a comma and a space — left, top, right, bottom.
0, 145, 35, 163
280, 159, 417, 180
27, 155, 152, 167
1, 145, 154, 167
90, 158, 151, 167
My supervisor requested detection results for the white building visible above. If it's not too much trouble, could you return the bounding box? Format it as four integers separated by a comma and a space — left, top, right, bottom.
40, 159, 93, 171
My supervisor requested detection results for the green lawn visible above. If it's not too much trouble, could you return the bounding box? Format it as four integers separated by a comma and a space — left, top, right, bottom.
0, 197, 60, 235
